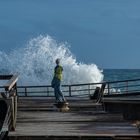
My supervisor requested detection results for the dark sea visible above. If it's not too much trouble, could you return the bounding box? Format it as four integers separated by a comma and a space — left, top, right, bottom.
104, 69, 140, 82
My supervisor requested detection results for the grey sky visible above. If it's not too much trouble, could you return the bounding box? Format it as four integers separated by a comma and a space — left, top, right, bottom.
0, 0, 140, 68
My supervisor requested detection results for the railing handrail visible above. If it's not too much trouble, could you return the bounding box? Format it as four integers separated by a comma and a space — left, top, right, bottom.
0, 74, 19, 132
15, 78, 140, 98
4, 73, 19, 91
16, 78, 140, 88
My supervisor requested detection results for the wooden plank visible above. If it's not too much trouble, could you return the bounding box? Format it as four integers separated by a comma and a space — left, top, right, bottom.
9, 111, 139, 137
104, 92, 140, 97
103, 97, 140, 120
17, 98, 103, 112
4, 74, 19, 91
10, 96, 17, 131
6, 98, 140, 139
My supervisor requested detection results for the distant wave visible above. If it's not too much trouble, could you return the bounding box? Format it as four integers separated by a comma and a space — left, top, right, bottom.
0, 35, 104, 85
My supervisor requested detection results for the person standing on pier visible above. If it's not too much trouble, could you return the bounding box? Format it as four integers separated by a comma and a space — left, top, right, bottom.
51, 58, 66, 103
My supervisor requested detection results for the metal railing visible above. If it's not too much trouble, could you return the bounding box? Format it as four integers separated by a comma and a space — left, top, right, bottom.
17, 78, 140, 98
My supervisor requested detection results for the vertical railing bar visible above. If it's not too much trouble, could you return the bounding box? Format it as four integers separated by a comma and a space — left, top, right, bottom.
88, 84, 90, 96
47, 87, 49, 96
108, 83, 110, 95
126, 81, 128, 93
69, 85, 71, 97
15, 83, 17, 96
25, 87, 27, 97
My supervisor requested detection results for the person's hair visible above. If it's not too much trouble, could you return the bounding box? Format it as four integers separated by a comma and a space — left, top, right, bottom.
55, 58, 60, 64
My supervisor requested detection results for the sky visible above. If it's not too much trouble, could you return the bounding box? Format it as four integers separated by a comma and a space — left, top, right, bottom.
0, 0, 140, 69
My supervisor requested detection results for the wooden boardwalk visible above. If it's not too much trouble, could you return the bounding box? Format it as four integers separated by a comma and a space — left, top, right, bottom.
1, 75, 140, 139
9, 97, 140, 140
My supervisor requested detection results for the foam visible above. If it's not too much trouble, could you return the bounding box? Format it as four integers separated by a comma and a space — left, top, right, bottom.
0, 35, 104, 85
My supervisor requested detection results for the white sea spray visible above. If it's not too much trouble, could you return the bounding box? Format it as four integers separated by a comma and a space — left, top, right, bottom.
0, 35, 104, 86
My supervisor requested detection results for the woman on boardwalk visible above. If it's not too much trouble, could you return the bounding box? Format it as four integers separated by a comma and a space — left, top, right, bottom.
52, 58, 66, 103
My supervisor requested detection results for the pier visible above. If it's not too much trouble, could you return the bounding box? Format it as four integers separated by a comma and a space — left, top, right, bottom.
9, 97, 140, 140
1, 75, 140, 139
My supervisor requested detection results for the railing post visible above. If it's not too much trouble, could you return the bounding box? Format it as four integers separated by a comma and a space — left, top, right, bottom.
15, 83, 17, 96
11, 95, 17, 131
126, 81, 128, 93
88, 84, 90, 96
69, 86, 72, 97
25, 87, 27, 97
108, 83, 110, 95
47, 87, 49, 96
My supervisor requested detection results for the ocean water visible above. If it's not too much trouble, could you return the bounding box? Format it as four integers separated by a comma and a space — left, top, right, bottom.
104, 69, 140, 82
103, 69, 140, 95
0, 35, 139, 86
